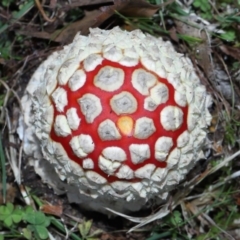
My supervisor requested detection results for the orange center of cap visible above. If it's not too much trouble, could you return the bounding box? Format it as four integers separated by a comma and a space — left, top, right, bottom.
117, 116, 134, 136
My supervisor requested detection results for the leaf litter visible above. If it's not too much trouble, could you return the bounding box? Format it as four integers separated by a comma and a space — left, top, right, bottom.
1, 0, 240, 239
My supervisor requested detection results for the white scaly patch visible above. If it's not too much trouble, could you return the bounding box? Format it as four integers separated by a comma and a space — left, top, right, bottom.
94, 66, 124, 92
160, 106, 183, 131
144, 97, 158, 111
98, 156, 121, 175
111, 181, 131, 191
135, 164, 156, 179
165, 169, 181, 186
68, 160, 85, 177
155, 61, 167, 78
134, 117, 156, 139
85, 171, 107, 184
155, 136, 173, 161
51, 87, 68, 112
131, 69, 157, 95
151, 167, 168, 182
187, 104, 199, 132
102, 147, 126, 162
185, 84, 194, 104
98, 119, 121, 141
129, 144, 150, 164
124, 47, 139, 59
115, 165, 134, 179
83, 54, 103, 72
181, 134, 194, 154
167, 148, 181, 169
41, 104, 54, 133
54, 115, 71, 137
110, 91, 137, 115
119, 56, 138, 67
174, 86, 187, 107
82, 158, 94, 169
45, 65, 58, 95
150, 83, 169, 105
78, 93, 102, 123
103, 45, 123, 62
167, 72, 181, 89
178, 152, 194, 169
58, 59, 79, 85
66, 108, 81, 130
68, 69, 86, 91
160, 55, 175, 73
131, 182, 143, 193
141, 55, 156, 72
177, 131, 190, 148
69, 134, 94, 158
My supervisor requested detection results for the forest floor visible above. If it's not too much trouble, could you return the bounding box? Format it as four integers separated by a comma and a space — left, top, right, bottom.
0, 0, 240, 239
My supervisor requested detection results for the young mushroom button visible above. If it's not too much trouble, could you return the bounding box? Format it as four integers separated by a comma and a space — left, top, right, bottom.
19, 27, 212, 214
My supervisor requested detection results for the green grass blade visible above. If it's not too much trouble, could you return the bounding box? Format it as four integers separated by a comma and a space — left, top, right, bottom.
0, 0, 35, 34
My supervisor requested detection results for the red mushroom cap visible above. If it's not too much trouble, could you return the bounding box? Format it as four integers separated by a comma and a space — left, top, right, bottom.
19, 27, 212, 213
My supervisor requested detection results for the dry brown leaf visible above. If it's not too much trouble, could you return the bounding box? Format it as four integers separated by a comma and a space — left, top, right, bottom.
17, 0, 164, 43
169, 27, 179, 42
95, 0, 160, 26
53, 10, 102, 43
16, 27, 54, 41
40, 204, 63, 217
0, 184, 17, 204
219, 44, 240, 61
118, 0, 160, 17
58, 0, 113, 10
175, 20, 212, 78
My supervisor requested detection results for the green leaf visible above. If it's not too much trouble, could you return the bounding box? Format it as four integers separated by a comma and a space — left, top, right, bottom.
22, 228, 32, 240
0, 203, 14, 219
2, 0, 15, 7
4, 216, 13, 227
12, 206, 23, 223
193, 0, 211, 12
34, 225, 49, 240
79, 220, 92, 238
24, 211, 46, 225
170, 211, 183, 226
43, 216, 51, 228
0, 234, 4, 240
88, 229, 103, 238
0, 203, 18, 227
24, 206, 35, 214
220, 30, 236, 41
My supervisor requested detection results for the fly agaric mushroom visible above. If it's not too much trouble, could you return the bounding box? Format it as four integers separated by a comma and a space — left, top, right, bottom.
18, 27, 212, 214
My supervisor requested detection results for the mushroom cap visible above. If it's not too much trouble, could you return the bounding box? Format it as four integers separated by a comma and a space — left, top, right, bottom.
19, 27, 212, 214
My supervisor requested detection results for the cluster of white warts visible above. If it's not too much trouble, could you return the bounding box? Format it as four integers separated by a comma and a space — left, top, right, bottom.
21, 27, 212, 203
